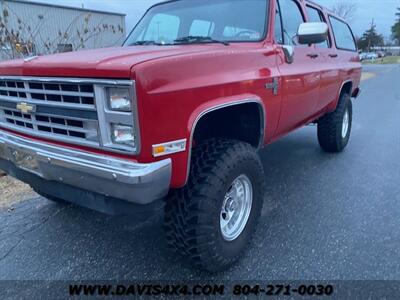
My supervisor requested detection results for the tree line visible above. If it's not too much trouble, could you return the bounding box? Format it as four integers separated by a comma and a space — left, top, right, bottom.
332, 3, 400, 51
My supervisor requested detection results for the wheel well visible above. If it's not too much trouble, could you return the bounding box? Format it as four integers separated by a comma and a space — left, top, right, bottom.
192, 103, 264, 148
341, 81, 353, 97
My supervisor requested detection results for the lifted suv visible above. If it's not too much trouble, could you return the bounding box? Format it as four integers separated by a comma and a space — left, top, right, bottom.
0, 0, 361, 272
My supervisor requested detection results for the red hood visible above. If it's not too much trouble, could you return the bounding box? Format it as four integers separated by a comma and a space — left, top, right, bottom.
0, 45, 219, 79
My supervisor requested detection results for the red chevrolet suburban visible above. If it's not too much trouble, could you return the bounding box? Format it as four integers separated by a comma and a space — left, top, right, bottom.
0, 0, 361, 272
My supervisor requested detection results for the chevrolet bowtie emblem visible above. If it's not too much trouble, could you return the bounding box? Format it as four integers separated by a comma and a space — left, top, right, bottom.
16, 102, 36, 114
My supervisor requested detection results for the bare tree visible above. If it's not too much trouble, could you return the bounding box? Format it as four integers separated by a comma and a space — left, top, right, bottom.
0, 6, 124, 60
331, 2, 357, 20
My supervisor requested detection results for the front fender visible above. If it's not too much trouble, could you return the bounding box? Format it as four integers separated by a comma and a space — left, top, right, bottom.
133, 45, 276, 188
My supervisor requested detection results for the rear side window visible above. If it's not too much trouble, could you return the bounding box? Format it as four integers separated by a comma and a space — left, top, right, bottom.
306, 6, 329, 48
329, 16, 357, 51
277, 0, 305, 46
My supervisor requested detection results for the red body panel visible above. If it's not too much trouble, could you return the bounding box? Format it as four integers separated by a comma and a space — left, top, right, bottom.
0, 0, 362, 189
0, 46, 221, 78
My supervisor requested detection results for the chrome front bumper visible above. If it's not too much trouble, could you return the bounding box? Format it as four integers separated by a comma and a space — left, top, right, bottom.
0, 130, 171, 204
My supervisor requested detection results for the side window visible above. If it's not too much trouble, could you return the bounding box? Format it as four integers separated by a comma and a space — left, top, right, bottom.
190, 20, 215, 37
329, 16, 357, 51
144, 13, 180, 43
306, 6, 330, 48
277, 0, 305, 46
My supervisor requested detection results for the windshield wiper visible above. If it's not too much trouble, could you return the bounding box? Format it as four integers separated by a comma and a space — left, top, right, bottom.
131, 40, 165, 46
174, 36, 230, 46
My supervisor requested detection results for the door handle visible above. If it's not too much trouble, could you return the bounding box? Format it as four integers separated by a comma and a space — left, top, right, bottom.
307, 53, 319, 59
329, 54, 338, 58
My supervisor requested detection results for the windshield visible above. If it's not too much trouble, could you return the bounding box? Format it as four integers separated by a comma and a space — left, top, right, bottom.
124, 0, 269, 46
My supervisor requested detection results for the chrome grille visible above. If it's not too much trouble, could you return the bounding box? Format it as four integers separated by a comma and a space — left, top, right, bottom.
0, 76, 137, 153
1, 107, 99, 144
0, 79, 95, 108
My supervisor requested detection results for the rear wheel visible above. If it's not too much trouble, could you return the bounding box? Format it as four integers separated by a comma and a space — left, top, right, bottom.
318, 93, 353, 152
164, 139, 265, 272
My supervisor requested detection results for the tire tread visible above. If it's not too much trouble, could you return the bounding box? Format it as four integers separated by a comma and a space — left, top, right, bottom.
318, 93, 352, 152
164, 138, 264, 272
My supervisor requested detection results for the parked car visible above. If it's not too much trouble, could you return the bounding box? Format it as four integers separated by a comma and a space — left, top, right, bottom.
0, 0, 361, 272
365, 52, 379, 60
359, 52, 368, 61
377, 51, 385, 58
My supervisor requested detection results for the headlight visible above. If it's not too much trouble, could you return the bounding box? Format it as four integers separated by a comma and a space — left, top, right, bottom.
111, 124, 135, 147
96, 82, 140, 154
107, 87, 131, 111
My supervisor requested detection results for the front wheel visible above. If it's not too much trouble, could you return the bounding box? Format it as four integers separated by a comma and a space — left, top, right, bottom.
164, 139, 265, 272
317, 93, 353, 153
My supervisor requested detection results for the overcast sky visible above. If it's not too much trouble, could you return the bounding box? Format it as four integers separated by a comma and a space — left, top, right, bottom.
28, 0, 399, 40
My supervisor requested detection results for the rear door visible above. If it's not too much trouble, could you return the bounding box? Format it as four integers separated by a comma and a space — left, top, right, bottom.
328, 16, 360, 93
274, 0, 321, 135
305, 4, 340, 112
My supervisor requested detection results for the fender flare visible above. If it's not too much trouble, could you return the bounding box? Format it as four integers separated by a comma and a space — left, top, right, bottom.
184, 98, 266, 184
334, 79, 353, 107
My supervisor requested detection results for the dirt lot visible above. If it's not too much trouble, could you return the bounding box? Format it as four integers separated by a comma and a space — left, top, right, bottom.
0, 175, 37, 209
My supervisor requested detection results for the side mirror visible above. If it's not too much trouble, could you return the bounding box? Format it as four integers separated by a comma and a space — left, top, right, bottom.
297, 22, 328, 45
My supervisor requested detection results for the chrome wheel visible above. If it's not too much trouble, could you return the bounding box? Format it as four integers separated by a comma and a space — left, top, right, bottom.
341, 108, 349, 138
220, 174, 253, 241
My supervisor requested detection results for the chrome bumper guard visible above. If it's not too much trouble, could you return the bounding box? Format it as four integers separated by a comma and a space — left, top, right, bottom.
0, 130, 171, 204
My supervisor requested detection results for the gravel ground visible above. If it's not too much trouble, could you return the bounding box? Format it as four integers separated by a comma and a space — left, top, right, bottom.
0, 175, 37, 209
361, 72, 375, 81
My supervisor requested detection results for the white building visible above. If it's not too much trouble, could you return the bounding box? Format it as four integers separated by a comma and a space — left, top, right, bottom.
371, 46, 400, 56
0, 0, 126, 61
